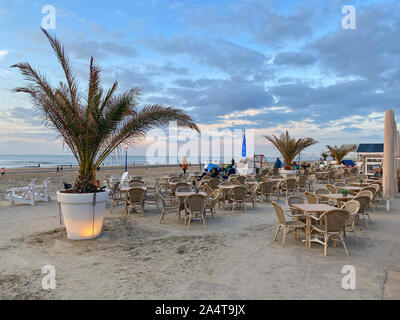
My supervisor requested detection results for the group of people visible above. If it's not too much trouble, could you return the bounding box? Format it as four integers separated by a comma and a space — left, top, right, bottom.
273, 157, 311, 170
190, 159, 237, 181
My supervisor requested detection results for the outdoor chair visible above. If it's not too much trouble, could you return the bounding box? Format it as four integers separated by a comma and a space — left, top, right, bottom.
352, 195, 371, 229
205, 189, 220, 219
272, 201, 307, 247
326, 184, 337, 194
6, 179, 37, 207
309, 209, 350, 256
109, 181, 125, 213
228, 185, 247, 214
184, 194, 207, 230
126, 187, 146, 216
304, 191, 318, 204
157, 190, 179, 224
280, 178, 297, 197
341, 200, 361, 243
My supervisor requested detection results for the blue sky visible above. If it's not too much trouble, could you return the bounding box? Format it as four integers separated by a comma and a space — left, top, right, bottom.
0, 0, 399, 157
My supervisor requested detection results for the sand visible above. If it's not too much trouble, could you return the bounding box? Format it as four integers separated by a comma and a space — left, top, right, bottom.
1, 166, 400, 299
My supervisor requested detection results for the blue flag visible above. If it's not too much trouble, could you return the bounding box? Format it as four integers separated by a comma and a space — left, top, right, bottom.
242, 130, 246, 157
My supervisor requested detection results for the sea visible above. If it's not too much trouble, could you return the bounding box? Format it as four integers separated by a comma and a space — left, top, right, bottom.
0, 154, 321, 169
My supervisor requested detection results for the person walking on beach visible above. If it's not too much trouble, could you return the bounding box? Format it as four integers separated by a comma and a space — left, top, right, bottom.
1, 167, 5, 176
56, 166, 59, 173
181, 157, 189, 176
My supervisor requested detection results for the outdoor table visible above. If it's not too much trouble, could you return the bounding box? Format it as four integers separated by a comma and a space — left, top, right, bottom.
342, 186, 362, 193
349, 183, 370, 187
318, 193, 355, 206
290, 203, 337, 247
246, 181, 259, 186
120, 186, 147, 192
175, 191, 208, 221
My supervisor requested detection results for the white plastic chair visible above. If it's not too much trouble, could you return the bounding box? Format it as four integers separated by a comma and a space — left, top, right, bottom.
6, 179, 37, 207
34, 177, 51, 201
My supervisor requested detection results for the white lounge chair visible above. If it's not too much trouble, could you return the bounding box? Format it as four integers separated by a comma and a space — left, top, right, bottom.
34, 177, 51, 201
6, 179, 37, 207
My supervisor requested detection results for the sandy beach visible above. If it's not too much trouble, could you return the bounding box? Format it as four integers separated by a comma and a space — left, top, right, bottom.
0, 166, 400, 299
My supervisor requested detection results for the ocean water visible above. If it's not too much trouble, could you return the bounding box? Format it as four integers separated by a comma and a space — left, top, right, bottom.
0, 154, 229, 169
0, 154, 321, 169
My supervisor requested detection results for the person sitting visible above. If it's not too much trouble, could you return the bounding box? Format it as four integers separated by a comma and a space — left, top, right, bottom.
210, 167, 219, 178
198, 168, 209, 180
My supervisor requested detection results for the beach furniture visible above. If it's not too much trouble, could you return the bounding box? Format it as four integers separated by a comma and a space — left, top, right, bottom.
34, 177, 51, 202
183, 193, 207, 230
109, 181, 125, 213
309, 209, 350, 256
125, 187, 146, 216
352, 196, 371, 230
280, 178, 297, 197
205, 189, 220, 219
6, 179, 37, 207
304, 191, 318, 204
341, 200, 361, 243
245, 184, 259, 208
228, 185, 247, 214
158, 190, 180, 223
272, 201, 307, 247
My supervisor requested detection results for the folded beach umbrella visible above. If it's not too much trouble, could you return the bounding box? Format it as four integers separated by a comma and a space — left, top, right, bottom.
383, 109, 397, 209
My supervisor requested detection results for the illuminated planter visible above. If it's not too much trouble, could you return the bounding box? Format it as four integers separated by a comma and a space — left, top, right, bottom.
57, 190, 110, 240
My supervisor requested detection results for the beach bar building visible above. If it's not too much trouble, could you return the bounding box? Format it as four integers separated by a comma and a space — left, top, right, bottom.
356, 143, 384, 175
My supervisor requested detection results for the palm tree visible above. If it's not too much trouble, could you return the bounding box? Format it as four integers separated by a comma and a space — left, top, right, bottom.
321, 152, 329, 161
265, 131, 318, 169
326, 144, 357, 165
11, 29, 199, 193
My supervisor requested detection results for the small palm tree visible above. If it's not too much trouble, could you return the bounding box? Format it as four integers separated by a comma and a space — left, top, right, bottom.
326, 145, 357, 164
11, 29, 199, 193
265, 131, 318, 169
321, 152, 329, 161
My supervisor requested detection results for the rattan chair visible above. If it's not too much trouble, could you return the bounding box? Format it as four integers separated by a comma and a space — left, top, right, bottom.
304, 191, 318, 204
126, 187, 146, 216
314, 188, 330, 204
236, 176, 246, 184
205, 189, 220, 219
272, 201, 307, 247
184, 194, 207, 230
110, 181, 124, 213
352, 195, 371, 229
157, 190, 179, 224
309, 209, 350, 256
341, 200, 360, 243
245, 184, 259, 208
228, 185, 247, 214
280, 178, 297, 197
326, 184, 337, 194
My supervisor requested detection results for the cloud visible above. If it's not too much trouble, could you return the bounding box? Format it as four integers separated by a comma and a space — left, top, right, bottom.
0, 49, 8, 60
67, 40, 138, 60
274, 52, 316, 66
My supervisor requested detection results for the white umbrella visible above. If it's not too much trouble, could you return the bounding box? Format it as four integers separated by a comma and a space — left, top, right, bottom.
383, 109, 397, 210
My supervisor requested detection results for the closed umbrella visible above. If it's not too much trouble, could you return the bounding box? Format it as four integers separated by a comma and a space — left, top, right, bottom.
383, 109, 397, 210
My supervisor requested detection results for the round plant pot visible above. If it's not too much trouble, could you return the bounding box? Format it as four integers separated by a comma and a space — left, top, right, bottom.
57, 190, 110, 240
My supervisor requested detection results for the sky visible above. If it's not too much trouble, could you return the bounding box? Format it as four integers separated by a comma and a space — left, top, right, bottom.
0, 0, 399, 158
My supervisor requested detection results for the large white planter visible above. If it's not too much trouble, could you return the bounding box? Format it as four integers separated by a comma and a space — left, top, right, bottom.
57, 190, 110, 240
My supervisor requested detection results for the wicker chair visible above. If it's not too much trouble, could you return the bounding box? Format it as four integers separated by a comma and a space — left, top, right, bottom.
341, 200, 360, 243
304, 191, 318, 204
129, 179, 144, 185
297, 175, 307, 192
172, 182, 190, 195
315, 188, 330, 204
245, 184, 259, 208
206, 178, 219, 190
309, 209, 350, 256
272, 201, 307, 247
176, 186, 191, 193
110, 181, 125, 213
352, 195, 371, 229
231, 179, 241, 185
335, 182, 346, 187
126, 187, 146, 216
286, 195, 306, 222
236, 176, 246, 184
157, 190, 180, 224
258, 181, 279, 201
326, 184, 337, 194
204, 183, 213, 196
205, 189, 220, 219
228, 185, 247, 214
345, 179, 354, 185
280, 178, 297, 197
360, 187, 377, 213
184, 194, 207, 230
